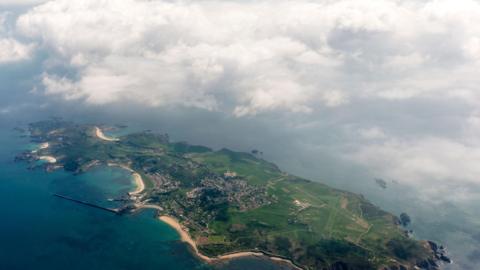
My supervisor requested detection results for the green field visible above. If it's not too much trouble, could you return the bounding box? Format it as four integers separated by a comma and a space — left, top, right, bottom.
21, 120, 437, 270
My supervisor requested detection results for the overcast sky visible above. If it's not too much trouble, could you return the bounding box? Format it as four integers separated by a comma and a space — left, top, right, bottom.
1, 1, 480, 268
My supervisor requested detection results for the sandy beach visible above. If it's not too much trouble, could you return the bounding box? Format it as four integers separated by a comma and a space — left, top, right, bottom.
39, 156, 57, 163
32, 142, 49, 153
158, 215, 302, 269
95, 127, 119, 142
109, 166, 299, 268
39, 142, 49, 149
135, 203, 163, 211
217, 251, 264, 260
128, 172, 145, 196
158, 216, 211, 259
107, 163, 145, 196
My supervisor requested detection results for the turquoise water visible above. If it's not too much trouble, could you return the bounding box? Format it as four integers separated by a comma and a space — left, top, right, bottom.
0, 128, 209, 270
0, 126, 292, 270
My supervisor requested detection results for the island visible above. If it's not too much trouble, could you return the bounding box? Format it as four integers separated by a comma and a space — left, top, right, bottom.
16, 119, 449, 270
374, 178, 387, 189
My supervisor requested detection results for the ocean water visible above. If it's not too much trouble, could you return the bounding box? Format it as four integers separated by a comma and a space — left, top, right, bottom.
0, 128, 209, 270
0, 126, 291, 270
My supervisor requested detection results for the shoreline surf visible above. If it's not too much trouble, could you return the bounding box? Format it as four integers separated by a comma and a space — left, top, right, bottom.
157, 215, 303, 269
117, 155, 303, 269
107, 162, 145, 197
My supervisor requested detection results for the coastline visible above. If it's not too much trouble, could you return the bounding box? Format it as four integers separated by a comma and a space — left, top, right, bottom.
158, 215, 303, 270
101, 134, 299, 269
32, 142, 49, 154
107, 162, 145, 196
105, 152, 300, 268
158, 216, 212, 261
16, 121, 450, 270
39, 142, 49, 149
39, 155, 57, 163
95, 126, 119, 142
35, 142, 56, 163
25, 127, 320, 269
128, 172, 145, 196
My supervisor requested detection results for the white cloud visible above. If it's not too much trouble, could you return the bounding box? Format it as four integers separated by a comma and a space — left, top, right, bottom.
0, 0, 50, 7
321, 90, 348, 107
4, 2, 480, 260
13, 0, 480, 115
233, 78, 313, 117
0, 10, 35, 63
42, 74, 82, 100
6, 0, 480, 200
0, 37, 34, 63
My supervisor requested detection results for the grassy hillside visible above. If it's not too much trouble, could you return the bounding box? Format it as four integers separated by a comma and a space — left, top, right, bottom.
187, 150, 429, 269
20, 120, 438, 270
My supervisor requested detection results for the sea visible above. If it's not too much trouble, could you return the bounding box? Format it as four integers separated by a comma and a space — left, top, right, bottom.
0, 125, 292, 270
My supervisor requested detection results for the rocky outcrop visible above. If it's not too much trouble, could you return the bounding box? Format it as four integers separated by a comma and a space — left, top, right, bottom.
427, 241, 452, 264
411, 241, 452, 270
415, 258, 439, 269
382, 265, 407, 270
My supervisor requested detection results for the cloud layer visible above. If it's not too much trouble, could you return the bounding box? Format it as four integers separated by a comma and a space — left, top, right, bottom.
3, 0, 480, 198
0, 37, 33, 62
0, 12, 33, 63
11, 0, 479, 116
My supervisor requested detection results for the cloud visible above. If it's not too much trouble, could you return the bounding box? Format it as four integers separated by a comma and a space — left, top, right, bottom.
13, 0, 480, 116
3, 2, 480, 266
7, 0, 480, 199
0, 0, 50, 7
0, 10, 35, 63
0, 12, 6, 32
346, 135, 480, 201
0, 37, 34, 63
358, 127, 387, 140
42, 74, 81, 100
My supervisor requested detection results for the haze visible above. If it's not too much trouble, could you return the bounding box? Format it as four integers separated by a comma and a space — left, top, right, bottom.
1, 1, 479, 269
